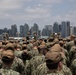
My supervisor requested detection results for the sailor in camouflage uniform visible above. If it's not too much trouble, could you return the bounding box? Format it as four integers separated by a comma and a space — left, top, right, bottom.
30, 44, 49, 75
0, 43, 25, 75
50, 44, 68, 66
0, 49, 20, 75
35, 51, 72, 75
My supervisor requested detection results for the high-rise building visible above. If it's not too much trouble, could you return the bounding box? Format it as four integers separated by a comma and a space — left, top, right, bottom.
53, 22, 59, 33
3, 28, 8, 33
74, 26, 76, 35
61, 21, 71, 37
59, 24, 62, 32
30, 23, 39, 36
33, 23, 39, 33
11, 24, 17, 37
38, 30, 41, 37
20, 25, 24, 37
67, 21, 70, 36
0, 29, 3, 35
61, 21, 67, 38
30, 26, 33, 36
8, 29, 12, 37
70, 26, 74, 35
23, 23, 29, 37
45, 25, 53, 36
42, 28, 47, 36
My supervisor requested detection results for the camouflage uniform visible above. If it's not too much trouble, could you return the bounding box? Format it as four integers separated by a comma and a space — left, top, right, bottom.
34, 51, 72, 75
69, 46, 76, 63
11, 57, 24, 74
64, 49, 69, 60
0, 68, 20, 75
14, 50, 23, 58
71, 59, 76, 75
66, 41, 75, 52
27, 43, 33, 51
28, 49, 39, 58
30, 55, 45, 75
61, 48, 70, 67
4, 43, 25, 74
0, 48, 23, 75
24, 60, 31, 75
46, 42, 51, 48
0, 56, 25, 75
14, 50, 31, 75
35, 63, 72, 75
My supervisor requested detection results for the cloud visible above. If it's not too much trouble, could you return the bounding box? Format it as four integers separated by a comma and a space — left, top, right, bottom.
25, 7, 50, 14
68, 0, 75, 1
0, 0, 76, 29
0, 0, 62, 20
0, 0, 31, 11
8, 7, 51, 21
39, 0, 63, 4
49, 10, 76, 25
0, 12, 11, 19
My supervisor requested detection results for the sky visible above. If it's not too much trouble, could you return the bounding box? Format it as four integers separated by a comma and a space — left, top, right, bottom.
0, 0, 76, 30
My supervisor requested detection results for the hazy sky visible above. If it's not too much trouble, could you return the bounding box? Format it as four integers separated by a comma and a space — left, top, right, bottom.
0, 0, 76, 30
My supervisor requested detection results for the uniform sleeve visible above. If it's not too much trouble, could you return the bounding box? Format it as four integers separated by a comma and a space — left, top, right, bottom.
16, 58, 25, 75
71, 59, 76, 75
62, 65, 72, 75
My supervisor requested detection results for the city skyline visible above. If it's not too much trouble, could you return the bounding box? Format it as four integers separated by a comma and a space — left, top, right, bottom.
0, 0, 76, 29
0, 21, 74, 31
0, 21, 76, 38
